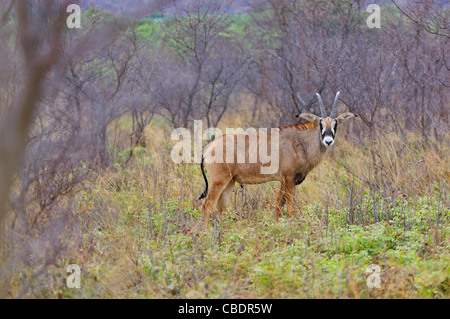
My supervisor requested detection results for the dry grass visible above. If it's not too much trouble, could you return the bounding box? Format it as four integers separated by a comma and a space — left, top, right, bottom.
3, 111, 449, 299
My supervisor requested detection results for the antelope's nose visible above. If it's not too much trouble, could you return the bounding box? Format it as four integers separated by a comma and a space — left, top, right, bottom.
323, 137, 334, 146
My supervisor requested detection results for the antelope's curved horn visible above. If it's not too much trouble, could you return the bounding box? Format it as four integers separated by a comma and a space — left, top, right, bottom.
330, 91, 340, 118
315, 93, 327, 118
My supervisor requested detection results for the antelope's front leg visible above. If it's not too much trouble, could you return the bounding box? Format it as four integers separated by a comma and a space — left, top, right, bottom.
284, 177, 296, 218
274, 182, 286, 221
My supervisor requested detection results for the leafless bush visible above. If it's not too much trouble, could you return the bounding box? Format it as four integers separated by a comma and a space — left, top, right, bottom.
245, 0, 449, 187
0, 0, 74, 296
0, 0, 149, 296
393, 0, 450, 38
159, 0, 250, 128
0, 0, 448, 298
126, 36, 161, 152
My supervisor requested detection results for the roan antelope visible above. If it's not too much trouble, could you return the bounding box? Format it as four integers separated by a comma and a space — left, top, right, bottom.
198, 91, 356, 226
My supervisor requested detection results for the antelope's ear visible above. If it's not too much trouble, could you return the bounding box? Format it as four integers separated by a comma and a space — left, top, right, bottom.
335, 112, 357, 123
296, 112, 321, 124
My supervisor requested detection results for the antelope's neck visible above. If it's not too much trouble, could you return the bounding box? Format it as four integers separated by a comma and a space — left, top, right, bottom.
313, 128, 328, 162
297, 127, 328, 168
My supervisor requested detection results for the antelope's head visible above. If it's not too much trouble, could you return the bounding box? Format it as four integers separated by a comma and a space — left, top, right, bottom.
297, 91, 357, 147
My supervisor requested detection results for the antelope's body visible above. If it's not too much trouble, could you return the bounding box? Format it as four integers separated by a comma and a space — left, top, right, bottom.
198, 91, 356, 226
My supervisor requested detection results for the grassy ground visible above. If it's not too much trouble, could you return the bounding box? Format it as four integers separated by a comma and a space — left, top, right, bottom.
7, 115, 449, 299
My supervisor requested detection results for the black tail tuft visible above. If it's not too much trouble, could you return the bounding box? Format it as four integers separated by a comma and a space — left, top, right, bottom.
198, 156, 208, 200
198, 190, 207, 200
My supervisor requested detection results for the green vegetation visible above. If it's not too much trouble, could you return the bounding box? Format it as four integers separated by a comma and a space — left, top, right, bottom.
10, 120, 447, 299
2, 1, 448, 299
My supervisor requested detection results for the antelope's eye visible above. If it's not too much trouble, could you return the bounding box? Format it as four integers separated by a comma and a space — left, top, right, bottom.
332, 121, 338, 134
319, 121, 326, 135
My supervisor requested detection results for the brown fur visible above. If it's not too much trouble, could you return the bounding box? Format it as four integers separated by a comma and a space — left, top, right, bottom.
199, 111, 356, 227
279, 122, 318, 131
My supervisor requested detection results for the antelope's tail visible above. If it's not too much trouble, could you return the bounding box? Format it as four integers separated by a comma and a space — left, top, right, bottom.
198, 156, 208, 200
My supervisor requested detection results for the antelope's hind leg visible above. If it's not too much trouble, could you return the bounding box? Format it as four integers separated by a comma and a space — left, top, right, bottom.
201, 179, 231, 227
217, 181, 235, 217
